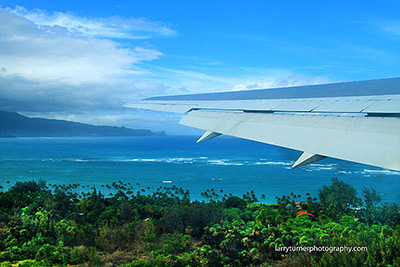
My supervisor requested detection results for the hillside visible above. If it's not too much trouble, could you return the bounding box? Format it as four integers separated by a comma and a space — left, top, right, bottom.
0, 178, 398, 266
0, 110, 165, 137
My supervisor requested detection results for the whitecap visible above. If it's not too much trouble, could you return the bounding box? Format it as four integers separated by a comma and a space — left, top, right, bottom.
310, 163, 337, 167
337, 170, 352, 174
254, 161, 292, 166
130, 158, 158, 162
363, 169, 400, 175
306, 166, 335, 172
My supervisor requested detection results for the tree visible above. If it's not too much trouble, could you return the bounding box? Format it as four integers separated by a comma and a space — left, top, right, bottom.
318, 178, 362, 219
362, 187, 381, 209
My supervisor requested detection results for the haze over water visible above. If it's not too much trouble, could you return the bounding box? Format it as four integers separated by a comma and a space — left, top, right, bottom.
0, 136, 399, 203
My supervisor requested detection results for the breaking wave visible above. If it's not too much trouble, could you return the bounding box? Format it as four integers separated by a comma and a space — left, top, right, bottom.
37, 157, 296, 167
363, 169, 400, 176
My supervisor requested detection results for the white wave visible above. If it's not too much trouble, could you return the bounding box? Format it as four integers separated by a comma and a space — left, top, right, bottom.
127, 158, 295, 167
166, 158, 195, 164
310, 163, 337, 167
214, 163, 243, 166
312, 167, 334, 171
254, 161, 292, 166
337, 170, 352, 174
168, 157, 194, 161
363, 169, 400, 175
306, 164, 336, 171
75, 159, 89, 162
131, 158, 158, 162
131, 157, 197, 164
207, 159, 225, 163
43, 157, 305, 169
162, 180, 172, 183
207, 159, 244, 166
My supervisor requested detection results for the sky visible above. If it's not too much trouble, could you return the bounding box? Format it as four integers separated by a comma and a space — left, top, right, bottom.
1, 1, 400, 134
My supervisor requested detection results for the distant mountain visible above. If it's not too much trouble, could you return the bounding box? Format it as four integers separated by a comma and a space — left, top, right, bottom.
0, 110, 165, 137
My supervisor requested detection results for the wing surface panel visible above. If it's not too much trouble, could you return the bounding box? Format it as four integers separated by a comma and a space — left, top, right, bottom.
125, 94, 400, 114
179, 110, 400, 171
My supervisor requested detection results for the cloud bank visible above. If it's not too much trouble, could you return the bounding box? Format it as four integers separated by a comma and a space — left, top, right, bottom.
0, 6, 329, 133
0, 7, 169, 113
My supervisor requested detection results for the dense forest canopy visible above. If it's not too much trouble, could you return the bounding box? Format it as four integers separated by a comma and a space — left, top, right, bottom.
0, 178, 399, 266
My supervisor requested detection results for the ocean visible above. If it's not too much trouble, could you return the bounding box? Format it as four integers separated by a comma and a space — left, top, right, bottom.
0, 136, 399, 203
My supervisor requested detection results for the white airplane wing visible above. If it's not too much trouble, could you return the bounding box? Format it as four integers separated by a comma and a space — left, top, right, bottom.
125, 77, 400, 171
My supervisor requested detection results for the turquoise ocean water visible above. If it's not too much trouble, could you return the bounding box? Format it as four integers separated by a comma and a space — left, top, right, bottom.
0, 136, 399, 203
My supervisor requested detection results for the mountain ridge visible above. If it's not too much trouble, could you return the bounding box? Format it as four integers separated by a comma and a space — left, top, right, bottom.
0, 110, 165, 137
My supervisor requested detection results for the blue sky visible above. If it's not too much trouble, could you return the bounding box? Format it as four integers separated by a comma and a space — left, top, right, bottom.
1, 1, 400, 133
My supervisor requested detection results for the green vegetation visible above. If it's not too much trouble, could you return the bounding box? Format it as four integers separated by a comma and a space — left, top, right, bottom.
0, 177, 399, 266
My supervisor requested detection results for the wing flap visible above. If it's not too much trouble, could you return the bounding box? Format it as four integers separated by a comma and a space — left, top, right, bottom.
179, 110, 400, 171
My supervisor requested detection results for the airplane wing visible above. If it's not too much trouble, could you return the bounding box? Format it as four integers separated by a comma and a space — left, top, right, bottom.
125, 77, 400, 171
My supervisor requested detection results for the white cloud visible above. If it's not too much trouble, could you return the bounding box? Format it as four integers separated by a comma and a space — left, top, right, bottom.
151, 67, 331, 96
0, 8, 163, 84
7, 6, 176, 39
0, 7, 169, 113
378, 20, 400, 38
